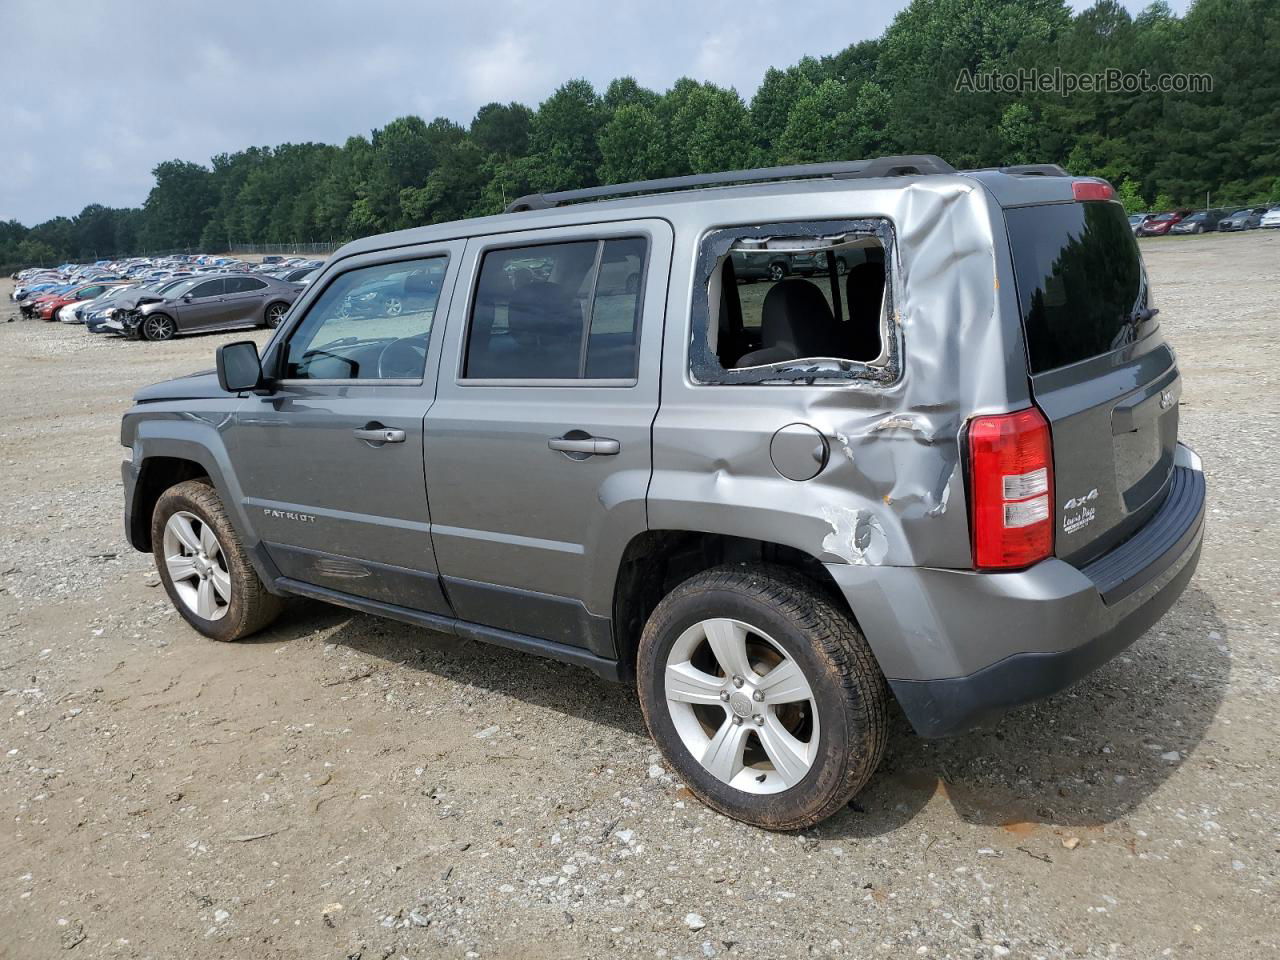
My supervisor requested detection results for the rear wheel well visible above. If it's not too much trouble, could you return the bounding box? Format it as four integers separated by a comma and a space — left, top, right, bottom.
130, 457, 209, 550
612, 531, 853, 682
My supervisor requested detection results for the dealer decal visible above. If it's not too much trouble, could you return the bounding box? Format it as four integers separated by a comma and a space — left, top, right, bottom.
1062, 488, 1098, 535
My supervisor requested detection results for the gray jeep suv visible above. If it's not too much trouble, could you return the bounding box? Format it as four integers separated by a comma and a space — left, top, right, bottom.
120, 156, 1205, 830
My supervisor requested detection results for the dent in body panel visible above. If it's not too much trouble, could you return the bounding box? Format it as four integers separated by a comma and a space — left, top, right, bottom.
652, 179, 1019, 572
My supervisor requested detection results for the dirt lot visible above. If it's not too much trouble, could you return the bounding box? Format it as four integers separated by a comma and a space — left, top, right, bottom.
1, 235, 1277, 960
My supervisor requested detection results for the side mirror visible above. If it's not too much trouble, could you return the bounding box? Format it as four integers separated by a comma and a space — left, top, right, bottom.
216, 340, 266, 393
182, 294, 194, 302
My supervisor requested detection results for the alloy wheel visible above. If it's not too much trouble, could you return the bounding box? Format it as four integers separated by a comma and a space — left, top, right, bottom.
663, 618, 819, 794
384, 296, 403, 317
162, 510, 231, 620
265, 303, 287, 328
144, 315, 174, 341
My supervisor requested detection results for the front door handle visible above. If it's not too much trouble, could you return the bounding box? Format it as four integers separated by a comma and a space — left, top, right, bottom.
354, 426, 405, 444
548, 435, 620, 456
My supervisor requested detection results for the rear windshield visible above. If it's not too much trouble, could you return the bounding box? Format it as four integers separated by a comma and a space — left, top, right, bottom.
1007, 201, 1148, 374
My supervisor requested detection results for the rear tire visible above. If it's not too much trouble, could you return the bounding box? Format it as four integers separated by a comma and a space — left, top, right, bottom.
264, 301, 288, 328
151, 480, 283, 642
637, 564, 888, 830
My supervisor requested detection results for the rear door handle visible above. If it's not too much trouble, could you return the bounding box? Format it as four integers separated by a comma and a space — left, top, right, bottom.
548, 435, 620, 456
354, 426, 405, 443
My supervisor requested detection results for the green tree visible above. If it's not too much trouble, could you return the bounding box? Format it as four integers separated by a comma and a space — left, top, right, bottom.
470, 102, 533, 158
598, 104, 668, 183
1116, 178, 1145, 213
141, 160, 216, 249
528, 79, 604, 191
777, 79, 854, 164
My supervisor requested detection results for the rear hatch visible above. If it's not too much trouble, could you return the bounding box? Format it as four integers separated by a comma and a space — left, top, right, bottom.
1006, 198, 1179, 566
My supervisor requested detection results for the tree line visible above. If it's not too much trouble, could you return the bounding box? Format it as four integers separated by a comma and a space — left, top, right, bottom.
4, 0, 1277, 271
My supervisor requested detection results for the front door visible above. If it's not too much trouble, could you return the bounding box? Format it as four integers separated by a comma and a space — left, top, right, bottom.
223, 243, 463, 613
425, 221, 672, 654
176, 277, 229, 331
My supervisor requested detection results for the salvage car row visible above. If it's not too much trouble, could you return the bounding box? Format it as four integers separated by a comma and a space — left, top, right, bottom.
8, 254, 325, 339
1129, 204, 1280, 236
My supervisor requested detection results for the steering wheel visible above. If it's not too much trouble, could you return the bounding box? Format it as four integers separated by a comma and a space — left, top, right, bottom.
377, 336, 428, 379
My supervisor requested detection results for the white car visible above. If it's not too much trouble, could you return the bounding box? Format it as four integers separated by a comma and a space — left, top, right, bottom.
1260, 207, 1280, 229
57, 303, 80, 323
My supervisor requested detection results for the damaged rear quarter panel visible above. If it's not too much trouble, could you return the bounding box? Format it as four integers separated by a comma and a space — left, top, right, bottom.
648, 178, 1031, 571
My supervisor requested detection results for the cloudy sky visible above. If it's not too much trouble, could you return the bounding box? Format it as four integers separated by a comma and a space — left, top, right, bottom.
2, 0, 1192, 226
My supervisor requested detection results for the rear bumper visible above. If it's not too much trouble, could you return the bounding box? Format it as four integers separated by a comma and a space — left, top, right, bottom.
827, 444, 1205, 737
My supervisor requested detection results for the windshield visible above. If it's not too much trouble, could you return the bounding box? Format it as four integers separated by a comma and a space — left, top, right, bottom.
1007, 201, 1150, 374
1184, 212, 1206, 221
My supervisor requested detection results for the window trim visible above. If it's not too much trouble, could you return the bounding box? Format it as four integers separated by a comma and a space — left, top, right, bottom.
272, 252, 451, 386
689, 217, 900, 387
457, 233, 650, 387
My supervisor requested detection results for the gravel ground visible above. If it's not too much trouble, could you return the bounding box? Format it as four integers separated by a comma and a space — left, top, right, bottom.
0, 234, 1277, 960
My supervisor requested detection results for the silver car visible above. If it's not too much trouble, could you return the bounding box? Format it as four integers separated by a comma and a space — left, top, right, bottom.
124, 274, 300, 341
120, 156, 1205, 829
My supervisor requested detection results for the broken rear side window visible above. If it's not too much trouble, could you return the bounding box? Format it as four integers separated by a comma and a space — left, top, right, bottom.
691, 219, 897, 385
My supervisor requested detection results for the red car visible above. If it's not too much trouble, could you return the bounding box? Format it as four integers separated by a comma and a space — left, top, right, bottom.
31, 282, 122, 321
1137, 210, 1193, 237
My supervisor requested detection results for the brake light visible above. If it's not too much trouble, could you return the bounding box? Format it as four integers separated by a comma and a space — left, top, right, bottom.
1073, 180, 1114, 202
967, 408, 1054, 569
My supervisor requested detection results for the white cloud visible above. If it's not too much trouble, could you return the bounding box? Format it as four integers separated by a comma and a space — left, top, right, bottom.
0, 0, 1195, 225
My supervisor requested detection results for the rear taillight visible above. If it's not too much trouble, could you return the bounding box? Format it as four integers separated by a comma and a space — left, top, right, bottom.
967, 407, 1054, 570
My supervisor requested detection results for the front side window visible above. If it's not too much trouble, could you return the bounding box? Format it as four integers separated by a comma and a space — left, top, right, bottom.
190, 279, 226, 298
282, 256, 446, 381
464, 237, 646, 380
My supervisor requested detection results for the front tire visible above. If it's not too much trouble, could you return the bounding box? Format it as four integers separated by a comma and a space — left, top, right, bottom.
141, 313, 176, 341
637, 564, 888, 830
151, 480, 283, 642
768, 263, 787, 282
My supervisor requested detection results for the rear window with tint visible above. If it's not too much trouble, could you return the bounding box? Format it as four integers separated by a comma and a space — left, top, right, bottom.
1007, 201, 1148, 374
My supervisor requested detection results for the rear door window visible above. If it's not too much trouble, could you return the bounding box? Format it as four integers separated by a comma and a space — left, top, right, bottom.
464, 238, 646, 380
1006, 201, 1150, 374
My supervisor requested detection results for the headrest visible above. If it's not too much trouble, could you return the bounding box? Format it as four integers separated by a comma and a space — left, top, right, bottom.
845, 261, 886, 318
506, 282, 577, 345
761, 278, 834, 347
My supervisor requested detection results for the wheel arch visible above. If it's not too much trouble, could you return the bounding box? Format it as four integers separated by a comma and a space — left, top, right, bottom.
611, 530, 856, 682
128, 455, 210, 551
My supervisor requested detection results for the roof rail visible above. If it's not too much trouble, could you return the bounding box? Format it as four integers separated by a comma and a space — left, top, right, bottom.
504, 155, 957, 213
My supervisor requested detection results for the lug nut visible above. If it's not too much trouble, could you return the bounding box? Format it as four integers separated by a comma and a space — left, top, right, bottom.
719, 690, 730, 702
732, 675, 745, 688
732, 716, 743, 726
752, 690, 764, 702
753, 715, 765, 726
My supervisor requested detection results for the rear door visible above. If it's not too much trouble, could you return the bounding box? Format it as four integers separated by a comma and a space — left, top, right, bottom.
1006, 199, 1178, 566
424, 221, 671, 653
218, 276, 269, 327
